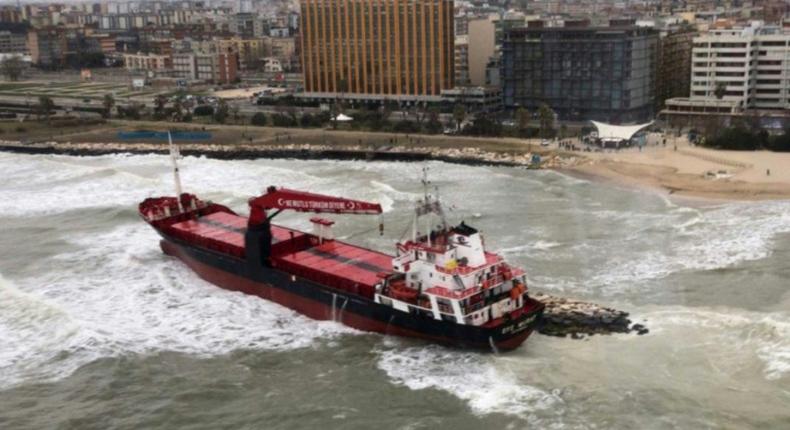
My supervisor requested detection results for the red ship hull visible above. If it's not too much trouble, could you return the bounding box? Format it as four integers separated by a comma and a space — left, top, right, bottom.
161, 239, 539, 350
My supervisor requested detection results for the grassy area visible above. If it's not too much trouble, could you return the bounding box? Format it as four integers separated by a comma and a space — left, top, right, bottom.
0, 118, 115, 142
0, 83, 39, 91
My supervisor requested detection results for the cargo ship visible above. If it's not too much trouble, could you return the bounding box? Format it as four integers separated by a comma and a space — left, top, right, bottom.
138, 139, 544, 351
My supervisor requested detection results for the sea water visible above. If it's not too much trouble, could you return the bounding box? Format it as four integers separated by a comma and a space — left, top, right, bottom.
0, 153, 788, 429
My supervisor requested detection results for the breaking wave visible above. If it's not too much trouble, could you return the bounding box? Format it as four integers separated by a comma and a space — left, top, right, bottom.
375, 343, 564, 419
639, 307, 790, 381
0, 223, 355, 389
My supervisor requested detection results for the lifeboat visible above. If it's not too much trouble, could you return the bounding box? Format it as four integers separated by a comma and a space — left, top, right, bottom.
388, 280, 419, 302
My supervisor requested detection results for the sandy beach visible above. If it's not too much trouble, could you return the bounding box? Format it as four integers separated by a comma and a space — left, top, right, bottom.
565, 138, 790, 201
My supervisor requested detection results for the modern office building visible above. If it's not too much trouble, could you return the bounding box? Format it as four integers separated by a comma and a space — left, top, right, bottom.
502, 21, 658, 123
299, 0, 455, 102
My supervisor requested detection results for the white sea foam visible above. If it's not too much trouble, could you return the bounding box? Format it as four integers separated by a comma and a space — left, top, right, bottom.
0, 222, 355, 389
641, 307, 790, 381
500, 240, 563, 256
376, 344, 563, 418
585, 201, 790, 293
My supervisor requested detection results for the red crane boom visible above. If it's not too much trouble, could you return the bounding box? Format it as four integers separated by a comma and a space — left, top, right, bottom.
248, 186, 383, 226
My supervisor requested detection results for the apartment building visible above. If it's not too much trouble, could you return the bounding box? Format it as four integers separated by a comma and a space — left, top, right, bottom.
175, 50, 238, 83
217, 37, 265, 71
688, 22, 790, 110
123, 52, 171, 72
454, 35, 469, 85
299, 0, 455, 102
0, 27, 28, 53
27, 27, 67, 68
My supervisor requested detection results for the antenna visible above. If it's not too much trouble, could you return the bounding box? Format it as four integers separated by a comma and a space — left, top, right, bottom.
421, 166, 430, 201
169, 131, 184, 212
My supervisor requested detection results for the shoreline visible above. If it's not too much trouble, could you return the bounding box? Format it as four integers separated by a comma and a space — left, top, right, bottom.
568, 158, 790, 202
2, 134, 789, 202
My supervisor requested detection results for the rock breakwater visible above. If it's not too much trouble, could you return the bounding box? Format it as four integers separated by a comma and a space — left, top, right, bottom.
534, 292, 649, 338
0, 139, 582, 169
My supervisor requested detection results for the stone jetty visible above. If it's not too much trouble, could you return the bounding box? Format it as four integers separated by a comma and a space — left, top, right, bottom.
0, 139, 582, 169
534, 292, 648, 338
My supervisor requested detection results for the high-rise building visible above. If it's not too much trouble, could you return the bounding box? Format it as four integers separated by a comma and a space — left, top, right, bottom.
299, 0, 455, 102
502, 22, 658, 123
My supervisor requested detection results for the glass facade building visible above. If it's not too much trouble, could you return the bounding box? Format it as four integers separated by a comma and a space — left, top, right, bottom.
502, 25, 658, 123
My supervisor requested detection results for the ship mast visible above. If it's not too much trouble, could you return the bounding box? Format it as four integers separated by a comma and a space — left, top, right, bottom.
169, 131, 184, 212
412, 167, 448, 246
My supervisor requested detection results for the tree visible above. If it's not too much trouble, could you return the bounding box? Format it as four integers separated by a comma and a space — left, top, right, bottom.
452, 104, 466, 131
37, 95, 55, 121
193, 105, 214, 116
463, 114, 503, 137
214, 99, 229, 124
516, 107, 530, 136
153, 94, 167, 120
102, 94, 115, 119
300, 113, 318, 128
0, 55, 25, 82
172, 96, 185, 122
538, 103, 555, 139
251, 112, 267, 126
117, 102, 143, 120
393, 120, 419, 134
424, 107, 442, 134
714, 81, 727, 100
231, 105, 241, 123
271, 113, 297, 127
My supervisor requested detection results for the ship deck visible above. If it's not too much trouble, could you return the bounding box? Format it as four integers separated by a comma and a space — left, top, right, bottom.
168, 211, 392, 298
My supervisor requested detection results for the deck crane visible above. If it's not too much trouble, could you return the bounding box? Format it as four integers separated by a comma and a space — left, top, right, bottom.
245, 186, 384, 268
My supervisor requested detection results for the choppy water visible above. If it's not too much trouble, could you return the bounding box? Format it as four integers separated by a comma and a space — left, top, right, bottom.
1, 152, 789, 429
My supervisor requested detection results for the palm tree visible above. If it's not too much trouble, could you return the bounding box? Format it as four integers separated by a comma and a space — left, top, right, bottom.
453, 104, 466, 131
102, 94, 115, 119
538, 103, 555, 139
516, 107, 530, 135
714, 81, 727, 100
37, 95, 55, 122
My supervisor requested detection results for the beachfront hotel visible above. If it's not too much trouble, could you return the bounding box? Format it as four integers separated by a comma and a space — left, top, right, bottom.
299, 0, 455, 103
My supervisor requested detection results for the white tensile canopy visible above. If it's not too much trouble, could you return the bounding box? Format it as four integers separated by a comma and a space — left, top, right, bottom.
590, 120, 653, 142
333, 113, 353, 122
